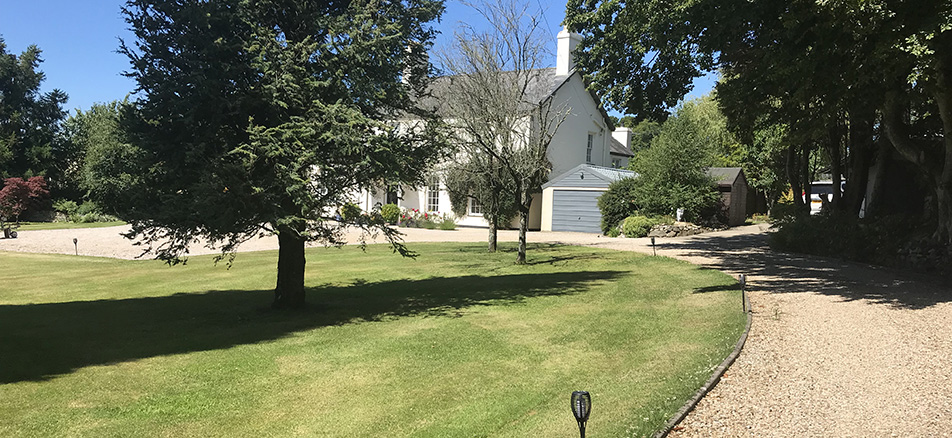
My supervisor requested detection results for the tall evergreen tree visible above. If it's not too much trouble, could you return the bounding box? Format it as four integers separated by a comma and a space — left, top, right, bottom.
114, 0, 446, 308
0, 38, 69, 185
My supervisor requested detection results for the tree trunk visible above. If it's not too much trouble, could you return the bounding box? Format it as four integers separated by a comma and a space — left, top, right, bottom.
843, 106, 875, 217
786, 145, 809, 215
828, 124, 843, 210
516, 206, 528, 264
883, 62, 952, 243
800, 142, 813, 215
488, 221, 498, 252
864, 143, 895, 218
786, 146, 802, 209
273, 223, 306, 309
934, 42, 952, 243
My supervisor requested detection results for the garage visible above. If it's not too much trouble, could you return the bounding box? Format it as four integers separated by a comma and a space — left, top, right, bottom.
541, 164, 635, 234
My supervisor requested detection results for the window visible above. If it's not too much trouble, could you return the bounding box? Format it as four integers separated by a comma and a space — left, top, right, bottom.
611, 158, 620, 168
386, 186, 399, 205
469, 197, 482, 215
586, 133, 594, 163
426, 175, 440, 212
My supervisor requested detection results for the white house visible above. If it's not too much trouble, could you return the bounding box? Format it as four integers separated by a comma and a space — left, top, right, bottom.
354, 28, 634, 232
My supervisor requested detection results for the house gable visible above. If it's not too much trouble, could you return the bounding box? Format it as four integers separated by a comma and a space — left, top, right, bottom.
546, 71, 617, 178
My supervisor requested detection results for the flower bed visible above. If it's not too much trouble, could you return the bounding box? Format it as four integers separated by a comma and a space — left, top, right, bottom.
399, 208, 456, 230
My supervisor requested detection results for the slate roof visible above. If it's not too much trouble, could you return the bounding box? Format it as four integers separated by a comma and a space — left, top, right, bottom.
609, 137, 634, 157
589, 165, 636, 182
422, 68, 614, 129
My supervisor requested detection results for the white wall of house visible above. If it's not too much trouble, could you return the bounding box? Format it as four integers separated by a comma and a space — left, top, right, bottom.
546, 73, 613, 177
353, 28, 630, 233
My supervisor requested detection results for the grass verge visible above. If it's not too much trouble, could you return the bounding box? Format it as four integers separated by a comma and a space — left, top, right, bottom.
0, 243, 744, 437
12, 221, 126, 231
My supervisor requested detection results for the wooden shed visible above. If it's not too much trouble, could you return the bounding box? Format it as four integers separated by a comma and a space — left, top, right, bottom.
706, 167, 749, 226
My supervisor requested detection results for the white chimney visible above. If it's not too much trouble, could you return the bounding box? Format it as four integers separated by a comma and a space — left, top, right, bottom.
612, 127, 632, 149
556, 26, 582, 76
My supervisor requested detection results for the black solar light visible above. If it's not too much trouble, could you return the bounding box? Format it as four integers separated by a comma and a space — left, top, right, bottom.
570, 391, 591, 438
73, 237, 78, 256
650, 236, 657, 256
738, 274, 747, 312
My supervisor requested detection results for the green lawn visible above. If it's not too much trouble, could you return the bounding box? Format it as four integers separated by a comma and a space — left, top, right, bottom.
12, 220, 126, 231
0, 243, 745, 437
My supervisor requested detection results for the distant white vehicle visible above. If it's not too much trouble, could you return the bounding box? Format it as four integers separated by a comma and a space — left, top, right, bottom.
806, 181, 846, 214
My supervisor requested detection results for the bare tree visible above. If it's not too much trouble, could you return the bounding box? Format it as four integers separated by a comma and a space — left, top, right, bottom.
439, 0, 567, 263
444, 154, 517, 252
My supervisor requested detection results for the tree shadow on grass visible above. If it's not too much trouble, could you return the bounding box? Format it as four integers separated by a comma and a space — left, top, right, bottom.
0, 270, 623, 383
693, 284, 741, 294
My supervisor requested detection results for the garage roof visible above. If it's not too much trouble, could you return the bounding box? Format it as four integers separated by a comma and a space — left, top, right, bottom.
543, 164, 636, 189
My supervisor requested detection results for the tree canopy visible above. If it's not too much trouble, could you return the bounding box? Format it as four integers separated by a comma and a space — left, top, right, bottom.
65, 100, 142, 209
0, 176, 49, 223
0, 38, 70, 187
111, 0, 446, 308
566, 0, 952, 242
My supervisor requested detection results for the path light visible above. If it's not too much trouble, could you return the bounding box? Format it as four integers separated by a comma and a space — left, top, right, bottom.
570, 391, 591, 438
650, 236, 657, 257
738, 274, 747, 312
73, 238, 78, 256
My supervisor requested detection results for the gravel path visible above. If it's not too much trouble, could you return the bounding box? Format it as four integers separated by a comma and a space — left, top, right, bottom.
2, 224, 950, 436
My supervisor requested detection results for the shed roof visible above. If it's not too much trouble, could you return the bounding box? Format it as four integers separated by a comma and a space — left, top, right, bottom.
705, 167, 744, 187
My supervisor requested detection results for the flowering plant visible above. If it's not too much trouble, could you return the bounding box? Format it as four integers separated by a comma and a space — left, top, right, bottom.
399, 208, 455, 230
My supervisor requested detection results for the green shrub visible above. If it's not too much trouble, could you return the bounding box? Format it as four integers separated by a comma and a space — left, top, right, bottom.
76, 201, 101, 216
769, 200, 799, 222
73, 213, 101, 223
53, 199, 79, 216
622, 215, 656, 238
598, 177, 640, 234
769, 214, 923, 267
381, 203, 400, 224
340, 203, 362, 221
57, 201, 116, 223
606, 228, 621, 238
439, 218, 456, 230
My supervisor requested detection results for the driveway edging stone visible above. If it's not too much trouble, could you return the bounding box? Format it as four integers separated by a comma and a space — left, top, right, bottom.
654, 297, 753, 438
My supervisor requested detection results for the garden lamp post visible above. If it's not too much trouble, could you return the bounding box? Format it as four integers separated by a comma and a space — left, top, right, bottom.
571, 390, 591, 438
650, 237, 657, 256
73, 238, 78, 256
739, 274, 747, 312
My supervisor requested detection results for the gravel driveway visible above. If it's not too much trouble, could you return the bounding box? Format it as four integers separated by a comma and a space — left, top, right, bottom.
2, 224, 950, 436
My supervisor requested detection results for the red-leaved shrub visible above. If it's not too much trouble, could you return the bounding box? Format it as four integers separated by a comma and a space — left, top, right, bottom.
0, 176, 50, 222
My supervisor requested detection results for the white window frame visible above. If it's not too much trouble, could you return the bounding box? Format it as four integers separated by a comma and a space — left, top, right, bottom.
426, 175, 440, 212
586, 133, 594, 164
469, 197, 483, 216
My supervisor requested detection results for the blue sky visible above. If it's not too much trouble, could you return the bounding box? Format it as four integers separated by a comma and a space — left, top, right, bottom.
0, 0, 715, 115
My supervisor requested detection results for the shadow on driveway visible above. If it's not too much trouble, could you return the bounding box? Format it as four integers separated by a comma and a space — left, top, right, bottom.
655, 232, 952, 310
